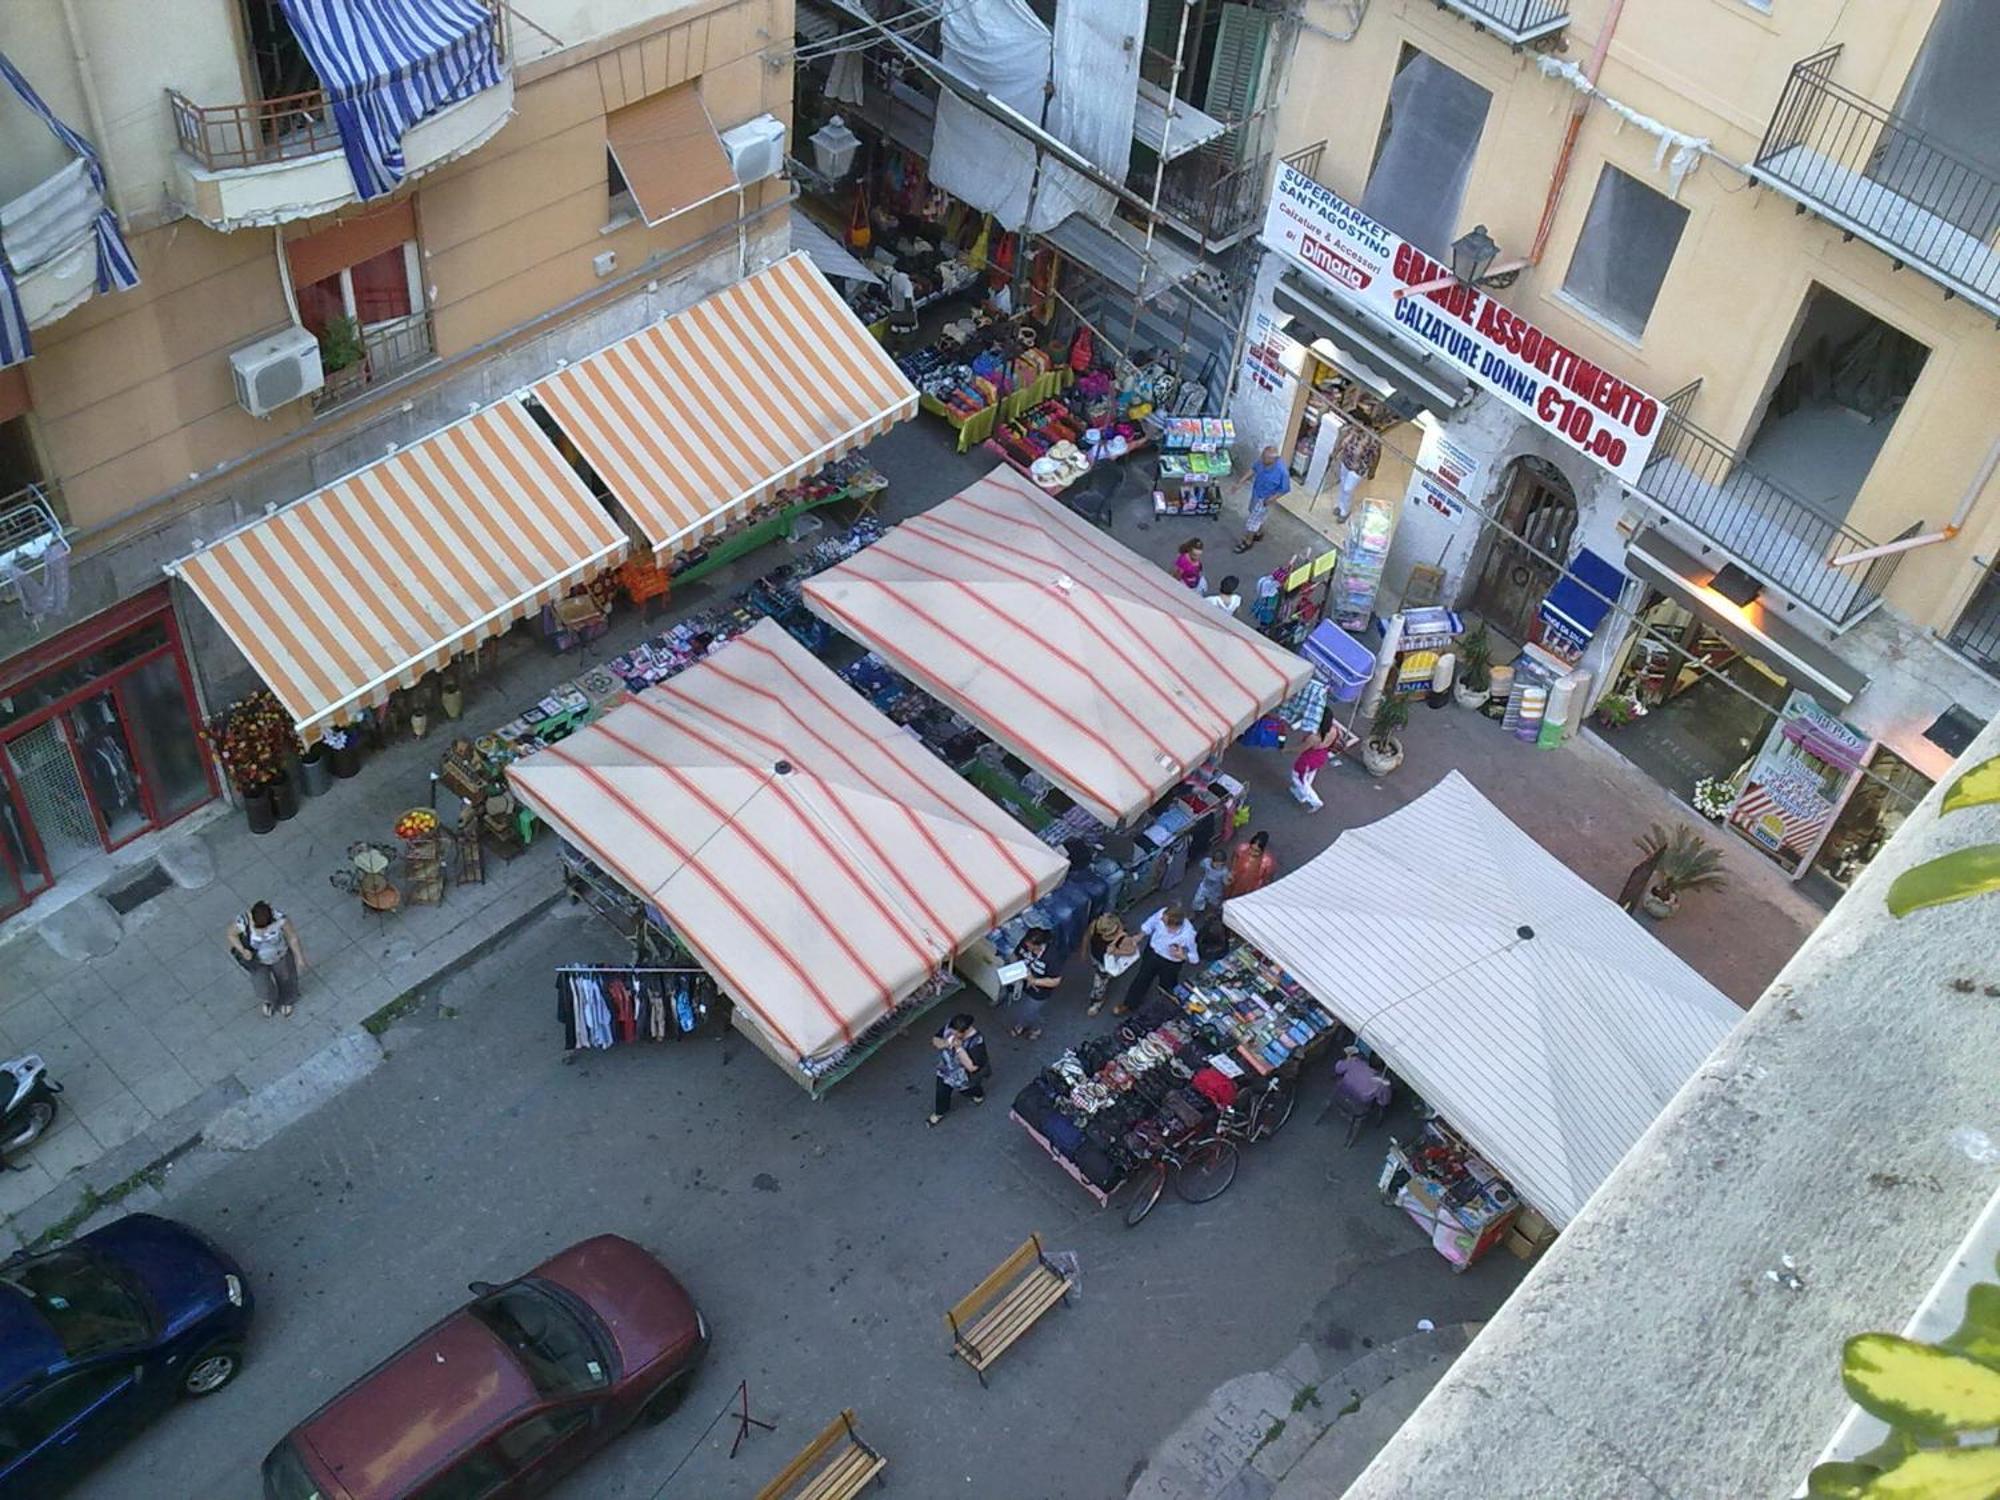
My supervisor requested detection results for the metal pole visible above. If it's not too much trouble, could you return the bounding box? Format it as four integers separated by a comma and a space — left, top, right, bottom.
1130, 0, 1197, 350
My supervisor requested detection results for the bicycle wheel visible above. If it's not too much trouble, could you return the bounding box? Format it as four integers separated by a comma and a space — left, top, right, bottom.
1124, 1162, 1170, 1227
1251, 1077, 1297, 1142
1174, 1139, 1239, 1203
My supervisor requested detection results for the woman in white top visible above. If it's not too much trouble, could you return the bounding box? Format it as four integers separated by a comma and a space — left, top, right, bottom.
1115, 904, 1194, 1016
227, 900, 306, 1017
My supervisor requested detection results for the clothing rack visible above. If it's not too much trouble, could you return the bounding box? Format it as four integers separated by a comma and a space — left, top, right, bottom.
556, 965, 717, 1050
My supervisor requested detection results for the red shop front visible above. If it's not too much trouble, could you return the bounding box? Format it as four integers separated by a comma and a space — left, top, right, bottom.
0, 586, 217, 917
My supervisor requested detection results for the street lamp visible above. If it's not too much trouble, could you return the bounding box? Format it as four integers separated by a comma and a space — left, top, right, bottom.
1450, 224, 1501, 286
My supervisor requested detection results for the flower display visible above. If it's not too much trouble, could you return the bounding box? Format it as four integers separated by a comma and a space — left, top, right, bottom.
322, 726, 351, 751
1691, 776, 1736, 820
203, 690, 300, 795
394, 808, 440, 841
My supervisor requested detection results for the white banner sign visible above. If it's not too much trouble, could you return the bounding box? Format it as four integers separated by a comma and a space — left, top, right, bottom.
1261, 164, 1664, 484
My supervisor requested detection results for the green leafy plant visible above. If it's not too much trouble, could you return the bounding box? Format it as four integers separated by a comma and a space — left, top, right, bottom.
1368, 693, 1409, 752
1596, 690, 1646, 729
1458, 623, 1491, 693
318, 314, 365, 374
1807, 1262, 2000, 1497
1692, 775, 1736, 820
202, 689, 300, 795
1634, 821, 1727, 900
1886, 753, 2000, 919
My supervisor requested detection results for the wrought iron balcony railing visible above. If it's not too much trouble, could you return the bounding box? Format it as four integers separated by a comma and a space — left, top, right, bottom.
1431, 0, 1568, 48
1636, 412, 1908, 626
1752, 45, 2000, 320
169, 88, 340, 171
1154, 138, 1322, 252
311, 314, 437, 415
1945, 565, 2000, 677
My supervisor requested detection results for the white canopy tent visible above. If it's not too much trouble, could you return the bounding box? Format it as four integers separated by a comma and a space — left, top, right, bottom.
1222, 772, 1742, 1226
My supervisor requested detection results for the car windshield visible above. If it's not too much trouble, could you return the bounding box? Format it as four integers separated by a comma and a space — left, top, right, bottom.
261, 1439, 328, 1500
0, 1250, 150, 1358
467, 1281, 608, 1397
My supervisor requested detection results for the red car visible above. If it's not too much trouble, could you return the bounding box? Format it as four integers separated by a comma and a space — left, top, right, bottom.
261, 1236, 707, 1500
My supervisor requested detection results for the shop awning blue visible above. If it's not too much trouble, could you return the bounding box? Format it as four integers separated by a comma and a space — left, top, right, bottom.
278, 0, 505, 200
1541, 547, 1624, 640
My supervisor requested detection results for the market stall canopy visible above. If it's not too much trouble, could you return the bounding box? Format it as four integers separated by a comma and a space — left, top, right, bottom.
506, 619, 1066, 1070
168, 400, 626, 743
790, 206, 882, 285
1222, 772, 1742, 1227
604, 82, 735, 227
800, 465, 1312, 828
531, 252, 917, 561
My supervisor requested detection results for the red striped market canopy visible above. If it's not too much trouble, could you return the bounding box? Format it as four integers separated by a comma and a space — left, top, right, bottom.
506, 620, 1066, 1070
800, 466, 1312, 828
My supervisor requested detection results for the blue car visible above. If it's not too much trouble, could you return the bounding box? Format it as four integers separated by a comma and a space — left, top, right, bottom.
0, 1213, 253, 1497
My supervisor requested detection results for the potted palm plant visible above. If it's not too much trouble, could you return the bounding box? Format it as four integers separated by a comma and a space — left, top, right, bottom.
1362, 694, 1409, 778
1632, 821, 1728, 918
1454, 623, 1493, 709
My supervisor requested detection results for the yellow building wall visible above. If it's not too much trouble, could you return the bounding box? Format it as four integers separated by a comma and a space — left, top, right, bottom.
1282, 0, 2000, 635
19, 0, 788, 541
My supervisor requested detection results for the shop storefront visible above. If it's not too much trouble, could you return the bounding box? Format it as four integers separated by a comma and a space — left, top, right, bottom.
0, 586, 216, 915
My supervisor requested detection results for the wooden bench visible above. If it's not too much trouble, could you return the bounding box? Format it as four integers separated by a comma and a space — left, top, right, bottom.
945, 1233, 1075, 1385
754, 1409, 885, 1500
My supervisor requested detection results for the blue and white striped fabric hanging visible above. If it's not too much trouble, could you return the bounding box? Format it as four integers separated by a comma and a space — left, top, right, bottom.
277, 0, 504, 202
0, 50, 141, 370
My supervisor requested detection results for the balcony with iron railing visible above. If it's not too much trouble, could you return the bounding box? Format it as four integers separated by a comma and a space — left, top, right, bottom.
1635, 411, 1911, 626
1429, 0, 1569, 49
310, 314, 437, 415
1945, 564, 2000, 678
1751, 45, 2000, 321
1153, 137, 1323, 253
166, 4, 513, 231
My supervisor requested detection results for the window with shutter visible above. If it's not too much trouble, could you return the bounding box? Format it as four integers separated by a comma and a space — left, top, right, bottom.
1203, 4, 1272, 163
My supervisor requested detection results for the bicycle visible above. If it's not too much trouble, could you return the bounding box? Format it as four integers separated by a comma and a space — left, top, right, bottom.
1118, 1072, 1297, 1227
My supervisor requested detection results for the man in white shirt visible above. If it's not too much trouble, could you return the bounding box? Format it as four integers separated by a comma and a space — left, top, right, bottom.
1205, 574, 1243, 616
1117, 904, 1194, 1014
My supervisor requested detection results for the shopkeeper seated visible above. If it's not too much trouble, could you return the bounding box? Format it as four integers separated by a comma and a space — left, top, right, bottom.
1333, 1051, 1392, 1114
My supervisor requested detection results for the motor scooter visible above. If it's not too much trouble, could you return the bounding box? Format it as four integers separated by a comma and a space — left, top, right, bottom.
0, 1054, 61, 1167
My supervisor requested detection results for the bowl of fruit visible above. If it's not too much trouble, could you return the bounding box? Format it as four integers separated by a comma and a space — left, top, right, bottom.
394, 808, 439, 841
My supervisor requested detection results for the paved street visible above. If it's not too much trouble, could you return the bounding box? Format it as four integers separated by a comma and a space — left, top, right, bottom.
86, 894, 1528, 1500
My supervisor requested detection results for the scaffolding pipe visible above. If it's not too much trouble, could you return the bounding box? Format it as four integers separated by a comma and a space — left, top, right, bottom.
1131, 0, 1197, 349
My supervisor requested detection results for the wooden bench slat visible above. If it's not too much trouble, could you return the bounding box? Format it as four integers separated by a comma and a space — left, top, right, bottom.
947, 1237, 1042, 1329
757, 1410, 883, 1500
964, 1277, 1068, 1353
796, 1448, 882, 1500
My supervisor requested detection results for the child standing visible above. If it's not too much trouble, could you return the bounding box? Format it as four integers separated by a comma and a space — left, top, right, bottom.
1191, 847, 1230, 915
1172, 538, 1205, 591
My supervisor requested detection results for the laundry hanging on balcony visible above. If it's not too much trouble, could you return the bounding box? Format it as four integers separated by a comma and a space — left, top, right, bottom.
0, 50, 141, 370
276, 0, 506, 201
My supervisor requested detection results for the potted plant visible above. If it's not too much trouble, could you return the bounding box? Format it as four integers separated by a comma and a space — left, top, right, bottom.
325, 725, 361, 778
1691, 775, 1735, 821
203, 690, 300, 834
318, 314, 366, 395
1454, 624, 1492, 709
1362, 693, 1409, 778
297, 738, 334, 798
440, 665, 464, 720
1632, 821, 1728, 918
1594, 690, 1647, 730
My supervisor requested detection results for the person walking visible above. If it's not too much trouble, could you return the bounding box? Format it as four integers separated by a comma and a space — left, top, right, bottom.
1290, 728, 1340, 811
1205, 574, 1243, 616
1226, 831, 1277, 899
1083, 914, 1140, 1016
1009, 928, 1062, 1041
1234, 446, 1289, 553
1117, 904, 1194, 1015
227, 900, 304, 1018
1172, 538, 1205, 591
1190, 846, 1230, 915
927, 1015, 984, 1126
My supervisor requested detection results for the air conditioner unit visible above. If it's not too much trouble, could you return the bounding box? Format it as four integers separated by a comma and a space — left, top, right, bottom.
720, 114, 786, 186
230, 325, 324, 417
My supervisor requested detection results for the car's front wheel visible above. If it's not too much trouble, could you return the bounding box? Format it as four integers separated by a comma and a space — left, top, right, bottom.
182, 1345, 242, 1397
640, 1370, 693, 1426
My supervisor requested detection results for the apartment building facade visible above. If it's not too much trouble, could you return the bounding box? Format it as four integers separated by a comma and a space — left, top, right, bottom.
0, 0, 792, 916
1234, 0, 2000, 881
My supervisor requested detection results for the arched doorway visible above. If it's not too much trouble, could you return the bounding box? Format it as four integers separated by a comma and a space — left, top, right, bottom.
1467, 457, 1578, 642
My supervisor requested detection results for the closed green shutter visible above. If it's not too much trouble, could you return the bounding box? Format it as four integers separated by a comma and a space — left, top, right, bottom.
1203, 4, 1272, 162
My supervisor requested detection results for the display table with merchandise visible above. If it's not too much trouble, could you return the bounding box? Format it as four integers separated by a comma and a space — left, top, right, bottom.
1377, 1119, 1522, 1271
1151, 416, 1233, 519
1173, 944, 1340, 1076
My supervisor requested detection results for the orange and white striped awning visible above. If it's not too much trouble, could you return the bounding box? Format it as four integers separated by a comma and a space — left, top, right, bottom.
170, 400, 627, 742
531, 252, 917, 560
